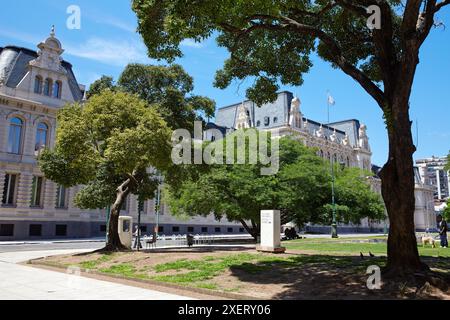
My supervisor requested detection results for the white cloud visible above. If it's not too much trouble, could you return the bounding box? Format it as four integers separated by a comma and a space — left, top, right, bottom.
88, 14, 137, 33
181, 39, 204, 49
64, 37, 149, 66
0, 28, 41, 46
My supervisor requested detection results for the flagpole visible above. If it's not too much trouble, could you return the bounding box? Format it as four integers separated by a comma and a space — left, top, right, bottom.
327, 92, 338, 239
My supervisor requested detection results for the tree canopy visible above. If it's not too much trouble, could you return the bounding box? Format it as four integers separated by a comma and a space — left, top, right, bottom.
88, 64, 216, 131
86, 75, 116, 99
39, 91, 172, 250
165, 132, 385, 239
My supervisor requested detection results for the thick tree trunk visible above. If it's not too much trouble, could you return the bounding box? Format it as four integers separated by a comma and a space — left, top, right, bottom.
379, 100, 428, 276
102, 179, 132, 252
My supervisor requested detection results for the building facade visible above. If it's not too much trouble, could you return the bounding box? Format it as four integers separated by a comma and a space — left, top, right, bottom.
0, 31, 243, 240
212, 91, 435, 232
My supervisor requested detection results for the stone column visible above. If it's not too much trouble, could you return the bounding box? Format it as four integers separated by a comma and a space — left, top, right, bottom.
0, 114, 9, 153
436, 169, 441, 200
0, 169, 6, 202
16, 172, 33, 208
43, 180, 56, 209
22, 119, 36, 158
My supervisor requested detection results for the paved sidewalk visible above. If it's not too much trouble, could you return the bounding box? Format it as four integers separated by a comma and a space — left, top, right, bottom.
0, 250, 194, 300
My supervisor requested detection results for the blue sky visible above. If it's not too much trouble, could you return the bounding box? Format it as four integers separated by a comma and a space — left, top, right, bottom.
0, 0, 449, 166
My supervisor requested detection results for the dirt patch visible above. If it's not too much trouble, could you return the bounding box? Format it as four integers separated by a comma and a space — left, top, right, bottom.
39, 247, 450, 300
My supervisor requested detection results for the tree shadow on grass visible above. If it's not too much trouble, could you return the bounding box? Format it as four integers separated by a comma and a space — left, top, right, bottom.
228, 253, 450, 300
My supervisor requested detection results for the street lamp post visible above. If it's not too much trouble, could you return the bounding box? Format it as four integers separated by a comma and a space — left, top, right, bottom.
154, 173, 163, 237
331, 160, 338, 238
105, 205, 111, 243
137, 199, 143, 252
327, 91, 338, 239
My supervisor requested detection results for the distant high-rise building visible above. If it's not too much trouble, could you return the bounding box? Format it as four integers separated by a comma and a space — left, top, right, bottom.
416, 156, 449, 201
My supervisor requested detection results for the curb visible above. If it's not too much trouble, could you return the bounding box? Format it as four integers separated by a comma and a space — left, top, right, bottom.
27, 258, 260, 301
0, 239, 105, 246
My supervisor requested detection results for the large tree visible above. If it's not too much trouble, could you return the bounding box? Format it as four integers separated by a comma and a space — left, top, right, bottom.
132, 0, 449, 275
165, 133, 385, 239
39, 91, 172, 251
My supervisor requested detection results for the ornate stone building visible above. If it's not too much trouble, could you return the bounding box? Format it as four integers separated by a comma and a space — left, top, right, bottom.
212, 91, 435, 232
0, 31, 243, 240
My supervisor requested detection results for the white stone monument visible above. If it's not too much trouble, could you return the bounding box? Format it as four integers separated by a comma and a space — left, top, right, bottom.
257, 210, 286, 253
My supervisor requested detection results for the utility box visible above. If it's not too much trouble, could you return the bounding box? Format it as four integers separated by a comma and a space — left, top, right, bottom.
256, 210, 286, 253
118, 216, 133, 249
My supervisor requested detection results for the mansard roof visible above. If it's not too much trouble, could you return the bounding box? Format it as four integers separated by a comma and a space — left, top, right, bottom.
0, 45, 83, 101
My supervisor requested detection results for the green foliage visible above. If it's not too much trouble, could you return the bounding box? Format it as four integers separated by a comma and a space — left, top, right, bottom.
443, 199, 450, 222
117, 63, 215, 130
39, 91, 171, 209
130, 0, 409, 106
165, 134, 385, 235
86, 75, 116, 99
445, 152, 450, 171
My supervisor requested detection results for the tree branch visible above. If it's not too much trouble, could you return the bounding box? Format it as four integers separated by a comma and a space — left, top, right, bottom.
435, 0, 450, 11
279, 15, 386, 108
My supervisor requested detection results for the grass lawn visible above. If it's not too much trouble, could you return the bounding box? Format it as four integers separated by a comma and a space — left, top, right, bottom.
39, 236, 450, 299
283, 236, 450, 258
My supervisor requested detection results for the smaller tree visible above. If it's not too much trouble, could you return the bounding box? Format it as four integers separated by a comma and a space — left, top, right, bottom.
39, 91, 172, 251
308, 167, 386, 228
165, 132, 385, 239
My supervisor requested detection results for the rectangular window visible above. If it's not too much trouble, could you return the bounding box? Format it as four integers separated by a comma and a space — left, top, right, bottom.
29, 224, 42, 237
188, 227, 194, 233
121, 197, 128, 211
31, 176, 44, 207
172, 226, 180, 233
239, 228, 245, 233
55, 225, 67, 237
215, 227, 221, 233
2, 174, 18, 206
56, 185, 67, 209
227, 227, 233, 233
0, 224, 14, 237
158, 226, 164, 233
140, 226, 147, 233
100, 225, 107, 232
201, 227, 208, 233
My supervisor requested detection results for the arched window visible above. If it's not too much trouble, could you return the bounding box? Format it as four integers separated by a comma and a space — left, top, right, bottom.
53, 81, 62, 99
34, 76, 43, 94
8, 117, 23, 154
35, 123, 49, 151
44, 78, 53, 96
